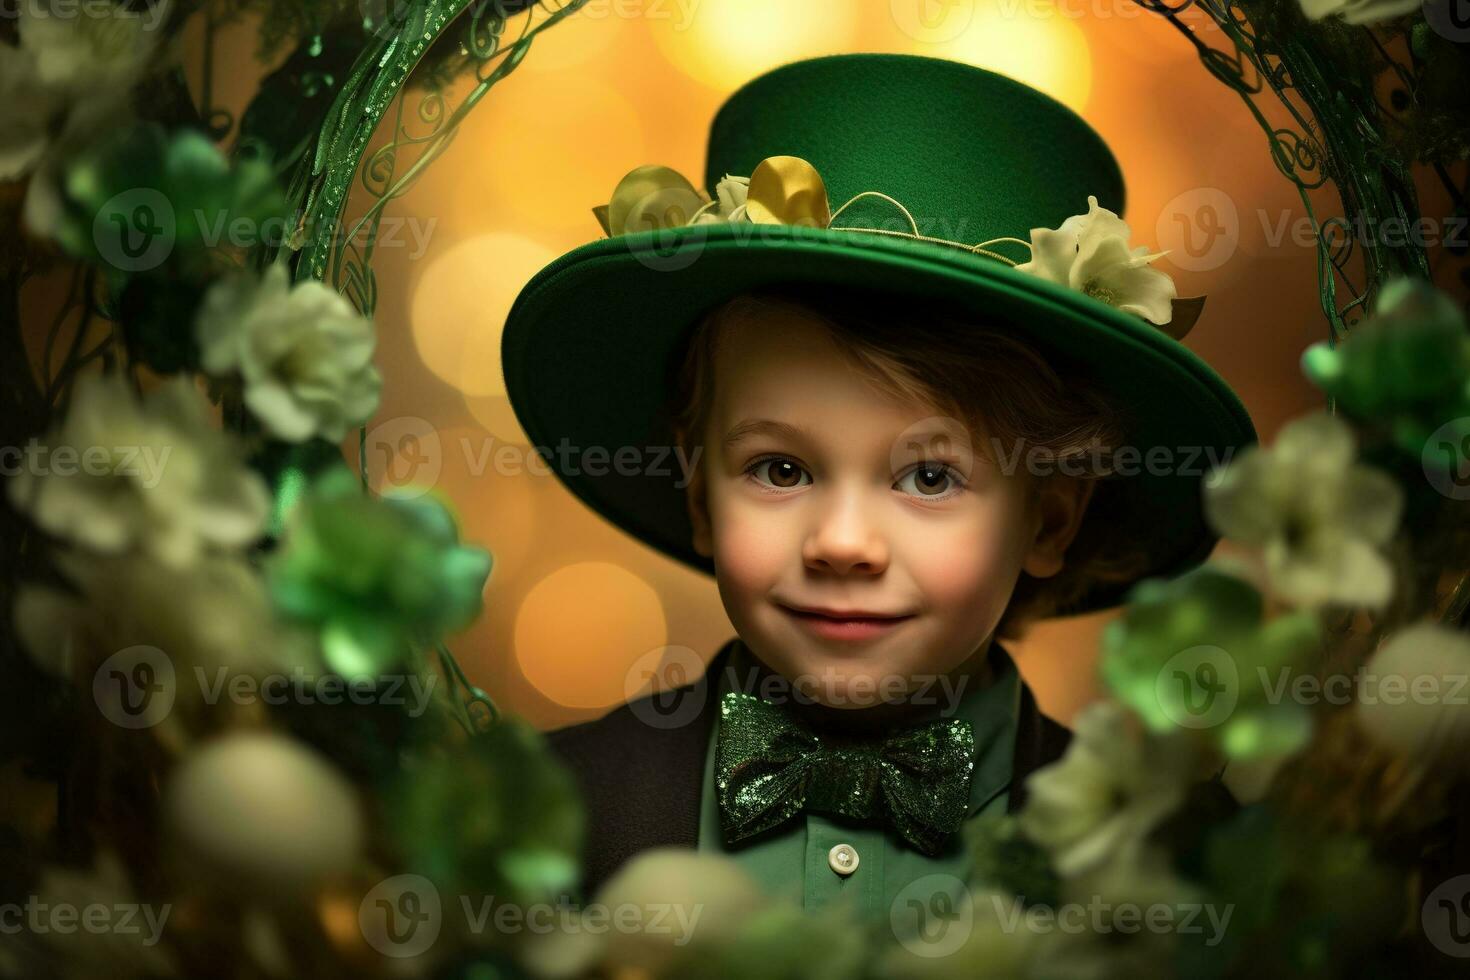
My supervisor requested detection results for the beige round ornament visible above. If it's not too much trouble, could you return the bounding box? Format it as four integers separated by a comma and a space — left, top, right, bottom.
164, 731, 364, 895
592, 848, 764, 975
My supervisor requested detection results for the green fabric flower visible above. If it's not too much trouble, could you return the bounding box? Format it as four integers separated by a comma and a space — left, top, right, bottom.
267, 466, 492, 679
1301, 277, 1470, 458
48, 120, 284, 274
386, 718, 583, 906
678, 901, 866, 980
964, 811, 1061, 907
1198, 805, 1403, 977
1101, 564, 1321, 759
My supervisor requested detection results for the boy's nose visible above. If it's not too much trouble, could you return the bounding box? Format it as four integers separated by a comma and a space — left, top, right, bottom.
801, 493, 889, 576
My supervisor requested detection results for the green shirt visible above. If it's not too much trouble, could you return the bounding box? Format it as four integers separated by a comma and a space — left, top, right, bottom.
696, 637, 1020, 928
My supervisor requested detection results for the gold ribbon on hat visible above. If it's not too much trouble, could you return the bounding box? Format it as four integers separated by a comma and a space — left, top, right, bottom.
592, 155, 1204, 341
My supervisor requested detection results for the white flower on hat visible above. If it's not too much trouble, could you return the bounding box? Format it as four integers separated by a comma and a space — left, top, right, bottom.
692, 174, 750, 224
1014, 195, 1179, 326
1202, 410, 1404, 612
1297, 0, 1421, 25
196, 263, 382, 443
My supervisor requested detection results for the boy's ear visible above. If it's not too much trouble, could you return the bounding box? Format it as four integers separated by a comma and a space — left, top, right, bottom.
1021, 474, 1096, 579
684, 454, 714, 558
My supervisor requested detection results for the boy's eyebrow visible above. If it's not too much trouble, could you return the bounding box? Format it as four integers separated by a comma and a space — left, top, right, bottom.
722, 418, 809, 448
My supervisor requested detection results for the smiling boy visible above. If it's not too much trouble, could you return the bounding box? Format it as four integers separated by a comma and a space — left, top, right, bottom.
677, 287, 1107, 720
500, 53, 1255, 911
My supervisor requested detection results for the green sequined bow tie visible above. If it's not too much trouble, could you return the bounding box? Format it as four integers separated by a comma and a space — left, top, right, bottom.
714, 690, 976, 856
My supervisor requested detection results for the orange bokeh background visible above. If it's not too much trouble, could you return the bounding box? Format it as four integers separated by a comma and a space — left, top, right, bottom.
193, 1, 1403, 730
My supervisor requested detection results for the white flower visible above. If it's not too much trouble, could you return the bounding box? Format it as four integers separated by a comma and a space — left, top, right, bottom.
34, 850, 179, 979
1203, 410, 1404, 611
19, 1, 167, 94
1033, 845, 1208, 980
693, 174, 750, 224
17, 86, 137, 239
4, 2, 168, 231
196, 263, 382, 443
7, 373, 271, 569
0, 44, 63, 180
15, 549, 310, 681
1019, 701, 1198, 878
1298, 0, 1422, 25
1015, 195, 1178, 325
1355, 622, 1470, 771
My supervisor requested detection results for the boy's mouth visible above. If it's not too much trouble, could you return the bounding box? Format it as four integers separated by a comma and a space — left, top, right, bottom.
775, 602, 916, 641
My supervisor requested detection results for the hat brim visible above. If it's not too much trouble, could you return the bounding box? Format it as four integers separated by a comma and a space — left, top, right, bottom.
501, 221, 1257, 616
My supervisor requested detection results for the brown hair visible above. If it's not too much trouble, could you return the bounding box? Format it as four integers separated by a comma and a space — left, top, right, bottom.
664, 282, 1153, 640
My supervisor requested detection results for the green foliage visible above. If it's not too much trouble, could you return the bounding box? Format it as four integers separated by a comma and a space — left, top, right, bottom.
55, 121, 284, 273
267, 465, 494, 679
1191, 805, 1406, 980
1102, 565, 1322, 759
964, 811, 1062, 909
385, 718, 585, 905
1302, 277, 1470, 457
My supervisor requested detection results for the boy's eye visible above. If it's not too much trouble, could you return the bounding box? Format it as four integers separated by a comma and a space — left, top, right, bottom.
895, 462, 964, 498
744, 458, 966, 497
748, 457, 811, 490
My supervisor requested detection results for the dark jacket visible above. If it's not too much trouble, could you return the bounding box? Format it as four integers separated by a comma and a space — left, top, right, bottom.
545, 637, 1073, 898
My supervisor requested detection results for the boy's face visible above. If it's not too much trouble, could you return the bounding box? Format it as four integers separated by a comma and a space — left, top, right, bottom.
685, 305, 1094, 709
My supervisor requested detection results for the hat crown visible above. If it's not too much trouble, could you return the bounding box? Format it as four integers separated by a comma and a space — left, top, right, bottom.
704, 54, 1125, 248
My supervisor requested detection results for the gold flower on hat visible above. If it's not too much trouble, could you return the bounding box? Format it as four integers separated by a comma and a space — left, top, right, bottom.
593, 155, 1204, 340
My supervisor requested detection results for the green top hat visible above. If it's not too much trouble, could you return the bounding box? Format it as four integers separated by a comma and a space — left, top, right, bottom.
501, 52, 1257, 617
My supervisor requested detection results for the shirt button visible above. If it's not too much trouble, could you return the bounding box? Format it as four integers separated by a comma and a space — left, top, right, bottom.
828, 843, 860, 877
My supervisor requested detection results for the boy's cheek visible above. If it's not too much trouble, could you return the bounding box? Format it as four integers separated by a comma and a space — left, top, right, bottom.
901, 521, 1013, 598
709, 513, 788, 594
706, 495, 791, 582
